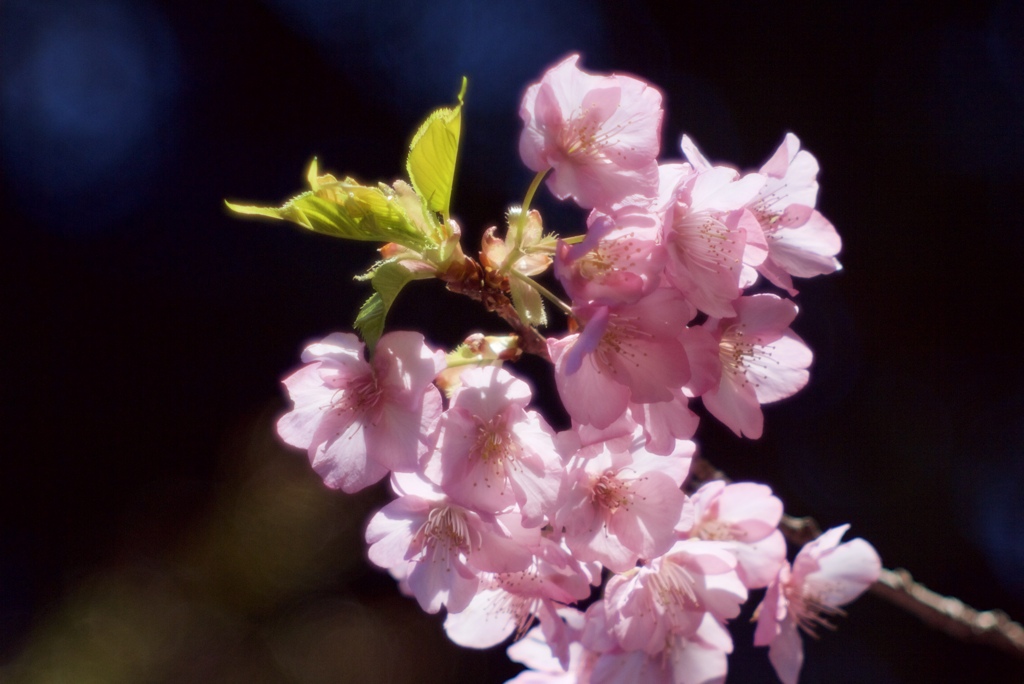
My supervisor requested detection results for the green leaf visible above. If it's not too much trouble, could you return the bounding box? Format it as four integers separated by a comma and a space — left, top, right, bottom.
353, 261, 430, 350
353, 292, 386, 352
406, 77, 466, 218
226, 161, 430, 251
510, 276, 547, 328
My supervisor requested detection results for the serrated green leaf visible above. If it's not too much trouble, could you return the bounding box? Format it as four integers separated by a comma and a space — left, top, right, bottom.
406, 77, 466, 218
226, 162, 430, 251
353, 292, 386, 352
510, 276, 547, 327
352, 261, 430, 350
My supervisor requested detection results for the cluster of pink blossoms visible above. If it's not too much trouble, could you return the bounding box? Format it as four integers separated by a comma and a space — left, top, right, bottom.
275, 55, 880, 684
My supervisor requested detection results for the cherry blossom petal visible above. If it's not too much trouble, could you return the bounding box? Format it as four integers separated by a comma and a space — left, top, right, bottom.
550, 333, 631, 429
714, 482, 783, 539
311, 416, 390, 492
407, 553, 480, 614
751, 332, 812, 404
804, 537, 883, 606
731, 530, 787, 589
443, 587, 519, 647
628, 393, 700, 454
366, 496, 428, 568
766, 210, 842, 278
767, 615, 804, 684
370, 389, 442, 471
701, 381, 764, 439
277, 364, 331, 448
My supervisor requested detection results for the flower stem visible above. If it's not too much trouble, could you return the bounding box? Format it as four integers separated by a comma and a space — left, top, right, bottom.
521, 170, 548, 216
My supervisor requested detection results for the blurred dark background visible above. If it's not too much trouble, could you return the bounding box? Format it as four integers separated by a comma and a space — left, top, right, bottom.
3, 1, 1023, 682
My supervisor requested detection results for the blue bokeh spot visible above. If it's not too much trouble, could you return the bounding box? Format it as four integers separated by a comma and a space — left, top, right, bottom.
0, 0, 181, 234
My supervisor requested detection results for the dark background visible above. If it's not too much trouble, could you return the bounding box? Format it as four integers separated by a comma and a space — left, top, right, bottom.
3, 1, 1024, 682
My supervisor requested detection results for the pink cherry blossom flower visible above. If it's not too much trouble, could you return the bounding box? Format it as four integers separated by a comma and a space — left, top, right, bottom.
682, 133, 842, 295
589, 637, 727, 684
754, 524, 881, 684
424, 366, 564, 527
365, 472, 534, 614
695, 294, 813, 439
556, 429, 693, 572
752, 134, 842, 293
587, 611, 731, 684
657, 161, 768, 318
519, 54, 663, 209
444, 534, 598, 651
602, 539, 747, 654
276, 331, 445, 492
581, 587, 732, 683
506, 608, 595, 683
684, 481, 787, 589
554, 206, 665, 307
548, 288, 695, 429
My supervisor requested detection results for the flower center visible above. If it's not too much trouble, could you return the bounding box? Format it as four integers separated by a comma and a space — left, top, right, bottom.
564, 109, 612, 158
593, 313, 653, 375
470, 415, 521, 489
784, 583, 846, 638
578, 233, 642, 280
561, 101, 636, 162
330, 372, 383, 418
490, 578, 543, 640
752, 185, 788, 238
718, 324, 778, 389
417, 506, 473, 567
640, 559, 701, 632
650, 561, 698, 607
473, 416, 513, 463
592, 472, 634, 514
673, 209, 739, 276
695, 518, 744, 542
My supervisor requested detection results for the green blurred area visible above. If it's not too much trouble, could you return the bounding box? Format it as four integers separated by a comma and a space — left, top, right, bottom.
4, 409, 515, 683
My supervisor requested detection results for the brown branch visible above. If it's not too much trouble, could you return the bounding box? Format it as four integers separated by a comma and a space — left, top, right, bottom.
871, 568, 1024, 661
685, 455, 1024, 661
440, 255, 551, 361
